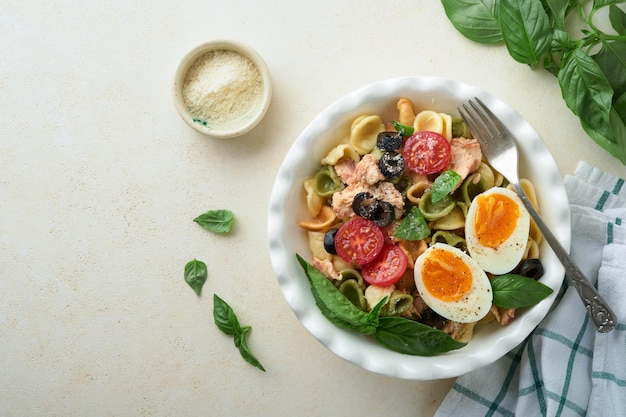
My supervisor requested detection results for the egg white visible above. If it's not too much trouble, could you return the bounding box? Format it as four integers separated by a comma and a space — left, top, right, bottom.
414, 243, 492, 323
465, 187, 530, 275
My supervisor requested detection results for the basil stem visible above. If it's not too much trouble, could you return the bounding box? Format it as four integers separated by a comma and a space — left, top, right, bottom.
184, 259, 208, 296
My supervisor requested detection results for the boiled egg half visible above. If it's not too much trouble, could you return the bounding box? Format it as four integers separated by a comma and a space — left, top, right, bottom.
414, 243, 492, 323
465, 187, 530, 275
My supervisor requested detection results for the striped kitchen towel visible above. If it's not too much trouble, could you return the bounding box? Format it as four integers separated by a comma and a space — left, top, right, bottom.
435, 161, 626, 417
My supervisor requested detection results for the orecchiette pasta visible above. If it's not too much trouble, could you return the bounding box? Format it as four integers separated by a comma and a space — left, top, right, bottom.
406, 181, 431, 204
414, 110, 444, 134
431, 205, 466, 231
303, 178, 324, 217
298, 205, 337, 232
321, 143, 360, 166
349, 115, 384, 154
307, 231, 331, 260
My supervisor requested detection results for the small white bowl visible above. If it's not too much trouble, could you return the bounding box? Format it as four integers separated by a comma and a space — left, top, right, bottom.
173, 40, 272, 138
268, 76, 571, 380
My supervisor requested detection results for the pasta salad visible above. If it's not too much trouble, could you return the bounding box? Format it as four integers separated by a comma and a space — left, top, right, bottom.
297, 97, 551, 353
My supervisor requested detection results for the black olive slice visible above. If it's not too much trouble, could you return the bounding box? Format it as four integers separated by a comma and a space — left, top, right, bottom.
420, 308, 448, 330
379, 151, 405, 180
323, 228, 338, 254
352, 191, 377, 219
376, 131, 403, 151
371, 200, 395, 227
517, 259, 544, 280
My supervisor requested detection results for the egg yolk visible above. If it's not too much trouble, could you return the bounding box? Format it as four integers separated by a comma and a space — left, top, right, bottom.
474, 193, 519, 248
421, 248, 472, 302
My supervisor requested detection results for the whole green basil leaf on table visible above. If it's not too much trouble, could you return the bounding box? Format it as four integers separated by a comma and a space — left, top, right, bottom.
440, 0, 626, 166
184, 259, 208, 296
193, 209, 234, 234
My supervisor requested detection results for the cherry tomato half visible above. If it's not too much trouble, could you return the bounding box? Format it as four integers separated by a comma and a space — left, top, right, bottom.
334, 218, 384, 265
361, 244, 408, 286
402, 131, 451, 175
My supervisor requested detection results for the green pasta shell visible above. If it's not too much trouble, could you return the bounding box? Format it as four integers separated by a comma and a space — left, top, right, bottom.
382, 291, 414, 317
314, 166, 344, 197
336, 268, 365, 288
431, 230, 466, 249
338, 280, 367, 311
418, 190, 456, 221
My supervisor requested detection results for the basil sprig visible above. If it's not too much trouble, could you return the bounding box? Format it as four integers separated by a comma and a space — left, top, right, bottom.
393, 206, 430, 241
491, 274, 553, 309
193, 209, 234, 234
441, 0, 626, 166
297, 254, 466, 356
298, 254, 385, 334
431, 170, 462, 204
213, 294, 265, 372
184, 259, 208, 296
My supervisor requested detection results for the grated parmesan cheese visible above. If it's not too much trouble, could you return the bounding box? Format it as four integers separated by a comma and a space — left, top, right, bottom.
182, 50, 263, 126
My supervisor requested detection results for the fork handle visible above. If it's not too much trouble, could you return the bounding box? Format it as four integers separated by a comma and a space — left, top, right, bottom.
513, 183, 617, 333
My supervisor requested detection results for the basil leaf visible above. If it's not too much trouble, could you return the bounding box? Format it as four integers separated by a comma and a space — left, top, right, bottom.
550, 28, 577, 52
184, 259, 208, 296
499, 0, 553, 65
441, 0, 503, 44
491, 274, 554, 308
374, 317, 466, 356
213, 294, 265, 372
431, 170, 462, 204
544, 0, 570, 29
235, 326, 266, 372
297, 255, 379, 334
615, 92, 626, 125
593, 0, 625, 10
392, 120, 414, 136
368, 296, 388, 323
593, 41, 626, 99
559, 49, 615, 144
193, 209, 234, 234
393, 206, 430, 241
609, 4, 626, 34
213, 293, 241, 335
580, 106, 626, 163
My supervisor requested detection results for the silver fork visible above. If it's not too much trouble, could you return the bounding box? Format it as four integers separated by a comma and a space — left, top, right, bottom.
459, 97, 616, 333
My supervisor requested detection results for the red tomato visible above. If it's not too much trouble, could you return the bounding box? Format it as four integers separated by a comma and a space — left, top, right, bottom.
335, 218, 384, 265
361, 244, 408, 286
402, 131, 451, 175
